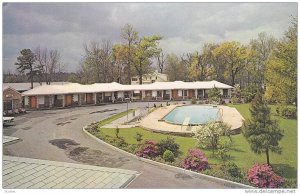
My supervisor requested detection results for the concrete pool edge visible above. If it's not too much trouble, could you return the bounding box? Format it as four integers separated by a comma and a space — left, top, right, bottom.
140, 104, 244, 135
82, 126, 253, 189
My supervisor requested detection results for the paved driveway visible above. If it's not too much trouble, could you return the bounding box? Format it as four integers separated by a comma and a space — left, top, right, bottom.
3, 102, 233, 188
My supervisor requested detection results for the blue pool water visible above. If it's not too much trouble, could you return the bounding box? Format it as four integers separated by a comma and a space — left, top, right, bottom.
164, 105, 220, 125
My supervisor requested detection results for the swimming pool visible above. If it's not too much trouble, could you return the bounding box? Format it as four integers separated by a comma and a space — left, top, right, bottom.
163, 105, 220, 125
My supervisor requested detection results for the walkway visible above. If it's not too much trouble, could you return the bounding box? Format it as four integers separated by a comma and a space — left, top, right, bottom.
3, 156, 138, 189
102, 109, 142, 128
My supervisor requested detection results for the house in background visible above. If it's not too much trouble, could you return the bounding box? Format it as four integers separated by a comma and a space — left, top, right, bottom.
131, 71, 168, 85
3, 86, 22, 111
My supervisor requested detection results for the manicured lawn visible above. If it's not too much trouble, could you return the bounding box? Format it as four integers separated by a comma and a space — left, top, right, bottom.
99, 104, 297, 181
98, 109, 134, 127
228, 104, 297, 180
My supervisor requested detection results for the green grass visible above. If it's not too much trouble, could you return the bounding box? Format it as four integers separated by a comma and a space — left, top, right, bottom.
98, 104, 297, 180
228, 104, 297, 180
98, 109, 134, 127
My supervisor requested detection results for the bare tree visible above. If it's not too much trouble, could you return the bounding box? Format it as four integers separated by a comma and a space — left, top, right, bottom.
35, 46, 62, 84
82, 40, 113, 83
157, 52, 165, 73
121, 24, 139, 84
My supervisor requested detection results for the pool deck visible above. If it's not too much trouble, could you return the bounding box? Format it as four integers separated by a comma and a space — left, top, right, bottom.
139, 104, 244, 135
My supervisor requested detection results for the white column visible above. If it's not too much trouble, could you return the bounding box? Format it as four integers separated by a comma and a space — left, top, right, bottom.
195, 89, 198, 99
94, 93, 97, 105
62, 95, 65, 107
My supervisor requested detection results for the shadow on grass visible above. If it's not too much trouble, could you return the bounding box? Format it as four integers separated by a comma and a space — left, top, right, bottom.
272, 163, 297, 179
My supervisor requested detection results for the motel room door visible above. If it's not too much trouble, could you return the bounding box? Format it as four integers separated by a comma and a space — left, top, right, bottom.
30, 96, 37, 109
66, 94, 73, 106
172, 90, 178, 100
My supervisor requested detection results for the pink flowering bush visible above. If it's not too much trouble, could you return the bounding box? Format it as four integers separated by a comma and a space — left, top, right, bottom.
247, 164, 284, 188
136, 140, 159, 159
181, 149, 209, 172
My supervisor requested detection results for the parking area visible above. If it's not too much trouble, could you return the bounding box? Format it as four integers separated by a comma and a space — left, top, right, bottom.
3, 102, 236, 188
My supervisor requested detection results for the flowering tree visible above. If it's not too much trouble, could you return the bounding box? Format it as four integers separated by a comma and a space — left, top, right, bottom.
195, 121, 231, 154
181, 149, 209, 172
247, 164, 284, 188
135, 140, 159, 159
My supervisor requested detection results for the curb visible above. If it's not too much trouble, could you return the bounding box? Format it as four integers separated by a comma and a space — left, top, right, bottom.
82, 126, 253, 189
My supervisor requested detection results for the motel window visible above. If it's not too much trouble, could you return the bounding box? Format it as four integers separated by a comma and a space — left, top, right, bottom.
157, 91, 162, 97
132, 78, 138, 81
183, 90, 188, 96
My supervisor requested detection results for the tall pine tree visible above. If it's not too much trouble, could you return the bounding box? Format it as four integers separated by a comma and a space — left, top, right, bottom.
242, 92, 283, 165
15, 49, 41, 89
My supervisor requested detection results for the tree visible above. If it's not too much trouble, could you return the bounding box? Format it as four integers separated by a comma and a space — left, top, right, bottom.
81, 40, 114, 83
15, 49, 41, 89
195, 121, 231, 154
157, 52, 165, 73
35, 47, 62, 84
242, 92, 283, 165
121, 24, 139, 84
165, 54, 187, 81
265, 17, 297, 104
188, 48, 213, 81
249, 32, 276, 87
208, 86, 221, 104
133, 35, 162, 84
213, 41, 250, 86
112, 44, 127, 84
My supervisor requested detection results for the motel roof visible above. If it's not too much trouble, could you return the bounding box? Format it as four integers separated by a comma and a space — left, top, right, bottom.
22, 80, 233, 96
3, 82, 70, 92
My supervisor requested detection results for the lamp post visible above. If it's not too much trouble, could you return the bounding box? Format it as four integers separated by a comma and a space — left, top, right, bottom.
126, 100, 129, 123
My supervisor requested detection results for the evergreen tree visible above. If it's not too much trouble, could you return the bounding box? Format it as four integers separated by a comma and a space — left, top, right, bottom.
242, 92, 283, 165
15, 49, 41, 89
208, 85, 221, 103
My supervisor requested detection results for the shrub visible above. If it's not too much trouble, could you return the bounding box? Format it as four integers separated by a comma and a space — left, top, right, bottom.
181, 148, 209, 172
208, 86, 221, 104
106, 136, 128, 148
203, 165, 249, 185
282, 179, 297, 188
134, 132, 143, 143
247, 164, 284, 188
86, 123, 99, 134
221, 162, 242, 178
163, 150, 175, 162
136, 140, 159, 159
242, 84, 259, 103
191, 97, 197, 104
231, 96, 239, 104
215, 138, 232, 162
115, 127, 120, 138
195, 122, 231, 153
157, 137, 180, 157
124, 144, 139, 154
280, 106, 297, 119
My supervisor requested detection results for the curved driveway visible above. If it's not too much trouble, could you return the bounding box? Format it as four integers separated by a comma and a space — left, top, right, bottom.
3, 102, 232, 188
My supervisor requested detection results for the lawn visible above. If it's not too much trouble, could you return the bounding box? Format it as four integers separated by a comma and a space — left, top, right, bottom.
98, 109, 134, 127
99, 104, 297, 181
